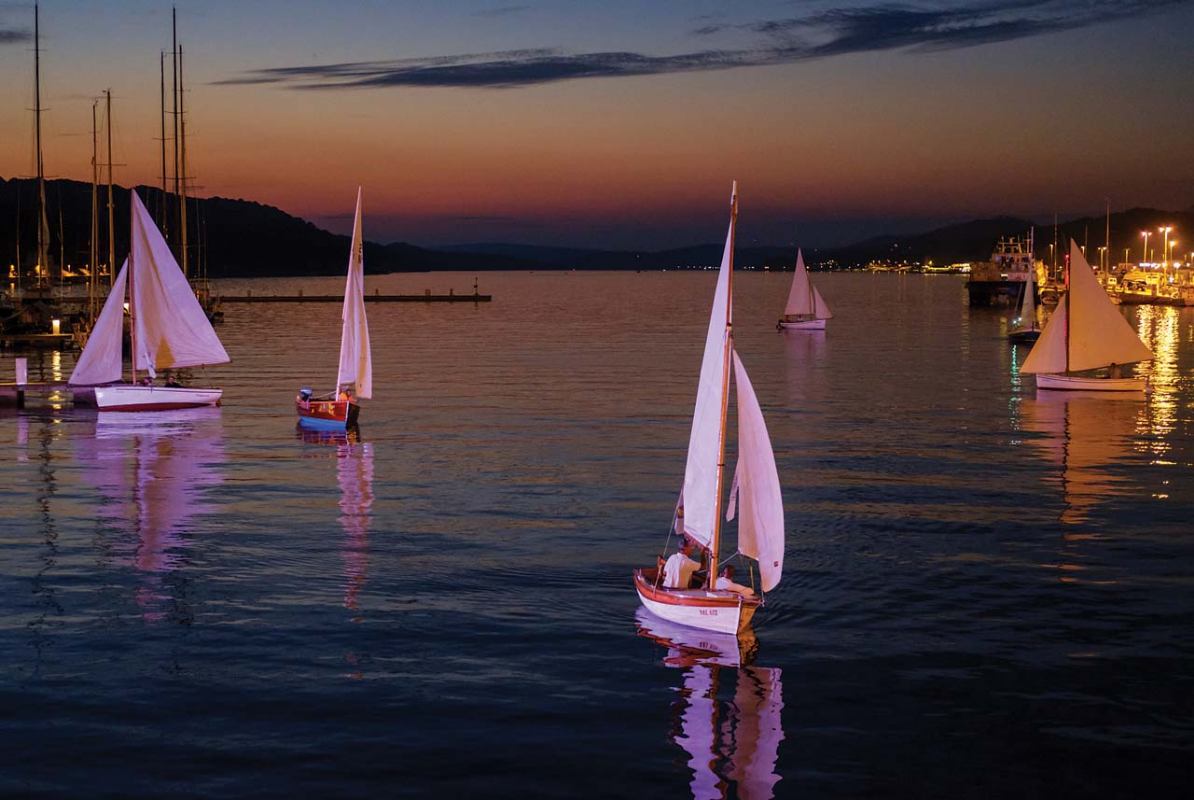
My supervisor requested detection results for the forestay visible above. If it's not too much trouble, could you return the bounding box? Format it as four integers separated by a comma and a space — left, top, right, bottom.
1023, 242, 1152, 374
682, 198, 734, 549
335, 187, 372, 399
68, 260, 129, 386
728, 352, 784, 592
129, 192, 229, 375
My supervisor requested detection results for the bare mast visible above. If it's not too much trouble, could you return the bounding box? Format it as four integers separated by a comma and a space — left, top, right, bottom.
90, 99, 99, 320
178, 44, 189, 278
105, 89, 115, 289
34, 2, 51, 287
160, 50, 169, 239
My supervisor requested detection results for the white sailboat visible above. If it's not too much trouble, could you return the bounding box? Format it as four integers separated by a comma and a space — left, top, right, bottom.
1022, 241, 1152, 392
1008, 268, 1041, 344
776, 249, 831, 330
295, 187, 372, 430
69, 192, 229, 410
634, 183, 786, 635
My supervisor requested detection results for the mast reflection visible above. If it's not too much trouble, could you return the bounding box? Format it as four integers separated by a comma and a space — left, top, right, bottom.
1021, 392, 1138, 527
296, 425, 374, 611
636, 609, 784, 799
75, 408, 225, 621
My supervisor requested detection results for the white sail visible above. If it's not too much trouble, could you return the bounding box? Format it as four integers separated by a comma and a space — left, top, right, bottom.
129, 192, 229, 373
1022, 301, 1068, 373
335, 187, 373, 399
1023, 241, 1152, 374
1018, 272, 1037, 330
783, 249, 832, 320
68, 260, 128, 386
731, 351, 785, 592
682, 189, 735, 549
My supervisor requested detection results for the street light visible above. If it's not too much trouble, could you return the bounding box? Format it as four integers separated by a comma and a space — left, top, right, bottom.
1141, 230, 1151, 264
1159, 226, 1173, 268
1098, 245, 1107, 271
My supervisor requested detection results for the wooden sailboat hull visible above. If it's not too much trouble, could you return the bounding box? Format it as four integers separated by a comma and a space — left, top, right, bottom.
1008, 328, 1040, 344
777, 316, 826, 331
1035, 373, 1146, 392
633, 569, 759, 635
296, 395, 360, 431
95, 384, 222, 411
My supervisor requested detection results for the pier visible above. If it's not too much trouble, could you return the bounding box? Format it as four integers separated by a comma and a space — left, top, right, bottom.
221, 288, 491, 303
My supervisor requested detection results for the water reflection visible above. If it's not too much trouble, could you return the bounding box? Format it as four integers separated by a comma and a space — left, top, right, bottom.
296, 425, 374, 616
1134, 305, 1182, 462
74, 409, 226, 622
1020, 393, 1139, 526
636, 609, 784, 799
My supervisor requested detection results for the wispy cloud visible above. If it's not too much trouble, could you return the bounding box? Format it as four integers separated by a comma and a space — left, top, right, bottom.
0, 27, 30, 44
473, 5, 530, 17
222, 0, 1188, 90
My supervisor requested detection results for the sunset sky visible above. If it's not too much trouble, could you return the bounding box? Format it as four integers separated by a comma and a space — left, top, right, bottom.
1, 0, 1192, 249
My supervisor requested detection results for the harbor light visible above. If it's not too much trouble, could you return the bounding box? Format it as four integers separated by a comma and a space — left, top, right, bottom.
1141, 230, 1152, 262
51, 318, 61, 335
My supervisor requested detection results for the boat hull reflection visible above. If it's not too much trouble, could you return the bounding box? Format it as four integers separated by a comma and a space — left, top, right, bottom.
636, 609, 783, 799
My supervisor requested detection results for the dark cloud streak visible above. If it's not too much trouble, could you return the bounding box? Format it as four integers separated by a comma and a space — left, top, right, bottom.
221, 0, 1189, 91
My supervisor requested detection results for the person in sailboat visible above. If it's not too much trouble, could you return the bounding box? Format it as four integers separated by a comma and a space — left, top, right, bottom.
663, 537, 705, 589
715, 565, 756, 599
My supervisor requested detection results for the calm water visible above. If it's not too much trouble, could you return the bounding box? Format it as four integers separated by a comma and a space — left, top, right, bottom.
2, 272, 1192, 798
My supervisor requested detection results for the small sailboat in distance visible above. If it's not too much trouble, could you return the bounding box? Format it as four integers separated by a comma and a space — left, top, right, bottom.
777, 249, 831, 330
69, 192, 229, 410
296, 188, 372, 430
1008, 267, 1041, 344
1022, 241, 1153, 392
634, 183, 786, 635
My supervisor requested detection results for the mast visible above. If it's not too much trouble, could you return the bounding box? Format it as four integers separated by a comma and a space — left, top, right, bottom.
129, 192, 137, 386
707, 183, 737, 588
105, 89, 115, 288
160, 50, 169, 239
90, 100, 99, 320
178, 44, 189, 278
1064, 252, 1071, 375
1104, 199, 1111, 274
171, 7, 180, 265
34, 2, 50, 286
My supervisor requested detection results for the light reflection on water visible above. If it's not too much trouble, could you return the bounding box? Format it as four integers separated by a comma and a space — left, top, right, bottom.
0, 273, 1191, 796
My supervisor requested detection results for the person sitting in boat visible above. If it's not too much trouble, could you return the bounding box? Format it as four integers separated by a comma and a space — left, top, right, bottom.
1109, 362, 1122, 379
338, 385, 354, 404
715, 565, 756, 599
663, 536, 703, 589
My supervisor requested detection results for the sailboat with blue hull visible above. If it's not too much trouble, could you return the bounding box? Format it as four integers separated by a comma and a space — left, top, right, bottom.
296, 188, 372, 430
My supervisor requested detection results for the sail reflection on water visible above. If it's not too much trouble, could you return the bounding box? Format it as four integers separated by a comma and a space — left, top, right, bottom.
296, 425, 374, 615
1020, 393, 1139, 527
636, 609, 783, 799
74, 408, 225, 620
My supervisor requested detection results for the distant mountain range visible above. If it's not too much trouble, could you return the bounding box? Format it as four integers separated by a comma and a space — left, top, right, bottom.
2, 177, 1190, 276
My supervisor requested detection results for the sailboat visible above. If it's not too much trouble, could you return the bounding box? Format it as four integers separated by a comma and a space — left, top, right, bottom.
69, 192, 229, 410
1022, 241, 1153, 392
634, 184, 786, 635
296, 188, 372, 430
776, 249, 831, 330
1007, 269, 1041, 344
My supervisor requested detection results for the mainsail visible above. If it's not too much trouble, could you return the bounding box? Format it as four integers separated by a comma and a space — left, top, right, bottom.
682, 189, 734, 549
1022, 241, 1152, 374
336, 187, 373, 399
1016, 271, 1037, 331
783, 249, 832, 320
729, 352, 785, 592
128, 192, 229, 375
69, 260, 128, 386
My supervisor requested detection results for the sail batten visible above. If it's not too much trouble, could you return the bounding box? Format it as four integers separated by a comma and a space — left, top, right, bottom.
69, 260, 129, 386
128, 192, 229, 372
335, 187, 373, 399
1023, 241, 1152, 374
731, 352, 785, 592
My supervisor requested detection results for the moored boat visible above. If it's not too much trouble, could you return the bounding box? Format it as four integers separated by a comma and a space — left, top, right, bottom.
634, 183, 785, 636
1021, 241, 1153, 392
1007, 267, 1041, 344
296, 187, 372, 431
68, 192, 229, 410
